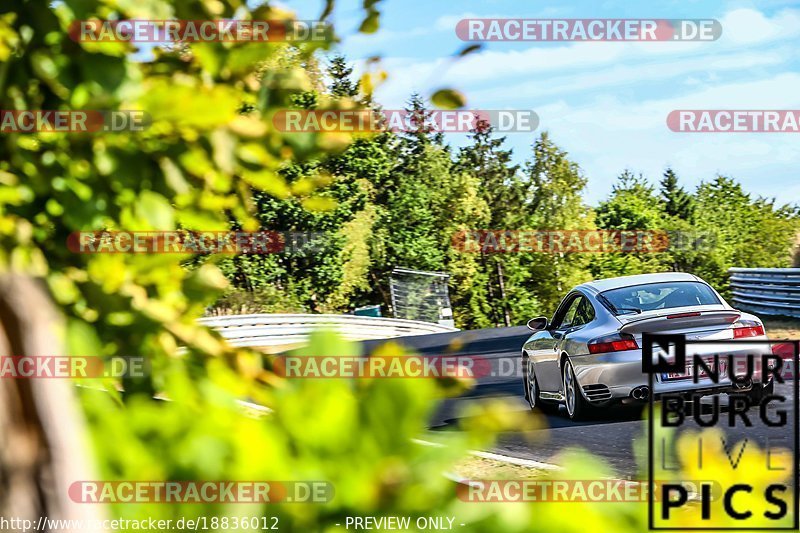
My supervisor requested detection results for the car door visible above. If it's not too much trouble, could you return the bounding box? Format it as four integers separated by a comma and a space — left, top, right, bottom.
529, 293, 583, 393
559, 295, 596, 359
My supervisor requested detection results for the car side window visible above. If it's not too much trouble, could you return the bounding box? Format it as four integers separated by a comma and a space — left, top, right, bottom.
572, 297, 595, 327
554, 296, 582, 330
552, 295, 594, 330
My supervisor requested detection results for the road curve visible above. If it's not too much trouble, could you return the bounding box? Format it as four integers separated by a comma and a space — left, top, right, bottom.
361, 327, 796, 478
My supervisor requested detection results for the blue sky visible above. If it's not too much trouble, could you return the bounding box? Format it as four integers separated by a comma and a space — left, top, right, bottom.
278, 0, 800, 206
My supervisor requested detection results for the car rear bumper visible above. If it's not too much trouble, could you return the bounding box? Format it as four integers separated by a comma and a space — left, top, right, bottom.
571, 338, 775, 402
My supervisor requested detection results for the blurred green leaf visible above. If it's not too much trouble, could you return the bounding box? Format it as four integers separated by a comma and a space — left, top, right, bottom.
359, 10, 380, 34
431, 88, 466, 109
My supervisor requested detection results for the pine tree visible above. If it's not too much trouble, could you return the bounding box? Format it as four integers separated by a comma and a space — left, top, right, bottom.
456, 121, 525, 327
660, 168, 695, 221
457, 120, 524, 227
402, 93, 444, 149
327, 55, 359, 98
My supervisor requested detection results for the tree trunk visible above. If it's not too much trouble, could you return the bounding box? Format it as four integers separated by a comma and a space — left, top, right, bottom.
495, 259, 511, 327
0, 275, 103, 531
793, 232, 800, 267
480, 250, 499, 327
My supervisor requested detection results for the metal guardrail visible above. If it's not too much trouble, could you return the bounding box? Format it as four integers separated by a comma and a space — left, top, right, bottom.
198, 314, 459, 349
729, 268, 800, 318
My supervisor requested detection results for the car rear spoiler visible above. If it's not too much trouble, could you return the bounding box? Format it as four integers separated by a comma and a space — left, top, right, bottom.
619, 310, 741, 334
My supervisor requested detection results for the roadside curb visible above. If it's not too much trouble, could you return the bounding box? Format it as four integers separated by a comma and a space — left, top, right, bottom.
412, 438, 562, 471
470, 450, 562, 471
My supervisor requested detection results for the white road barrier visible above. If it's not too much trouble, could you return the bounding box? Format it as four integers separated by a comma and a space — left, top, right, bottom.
198, 314, 458, 350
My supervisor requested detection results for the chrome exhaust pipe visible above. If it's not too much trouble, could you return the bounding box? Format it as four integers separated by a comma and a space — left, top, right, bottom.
631, 386, 650, 400
734, 378, 753, 390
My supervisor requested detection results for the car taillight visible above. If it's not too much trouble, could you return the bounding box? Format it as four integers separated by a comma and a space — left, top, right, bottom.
733, 321, 765, 338
588, 333, 639, 354
771, 342, 794, 359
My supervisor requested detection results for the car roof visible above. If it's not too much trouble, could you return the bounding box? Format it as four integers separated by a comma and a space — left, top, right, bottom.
577, 272, 701, 294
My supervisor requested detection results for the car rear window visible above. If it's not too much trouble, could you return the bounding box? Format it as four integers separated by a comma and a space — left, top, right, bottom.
600, 281, 720, 314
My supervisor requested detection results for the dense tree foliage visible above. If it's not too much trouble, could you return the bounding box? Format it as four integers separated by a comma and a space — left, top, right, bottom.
218, 56, 800, 323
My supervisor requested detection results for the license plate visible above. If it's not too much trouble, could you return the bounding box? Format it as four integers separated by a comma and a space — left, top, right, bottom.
661, 358, 728, 381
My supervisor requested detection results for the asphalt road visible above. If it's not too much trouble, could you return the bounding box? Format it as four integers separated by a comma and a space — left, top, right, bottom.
361, 327, 798, 478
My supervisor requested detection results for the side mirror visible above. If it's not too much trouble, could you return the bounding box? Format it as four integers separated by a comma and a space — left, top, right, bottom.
527, 317, 549, 331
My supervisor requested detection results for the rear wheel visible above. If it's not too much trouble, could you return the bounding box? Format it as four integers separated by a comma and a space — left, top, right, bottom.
562, 359, 595, 421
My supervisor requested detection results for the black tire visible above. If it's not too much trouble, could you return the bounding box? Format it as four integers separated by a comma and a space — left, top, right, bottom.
562, 359, 595, 421
747, 379, 775, 406
524, 357, 557, 413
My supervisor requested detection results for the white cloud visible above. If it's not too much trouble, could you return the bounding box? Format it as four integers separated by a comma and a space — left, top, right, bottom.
719, 7, 800, 44
463, 47, 791, 103
530, 73, 800, 203
341, 6, 800, 205
369, 7, 800, 104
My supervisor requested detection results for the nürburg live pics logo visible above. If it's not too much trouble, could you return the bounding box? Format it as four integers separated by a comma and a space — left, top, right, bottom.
644, 333, 799, 530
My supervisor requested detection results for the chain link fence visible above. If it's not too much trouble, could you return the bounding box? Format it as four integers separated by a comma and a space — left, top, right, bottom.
389, 268, 454, 327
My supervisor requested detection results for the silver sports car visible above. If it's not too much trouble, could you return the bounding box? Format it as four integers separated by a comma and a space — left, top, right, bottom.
522, 272, 775, 420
